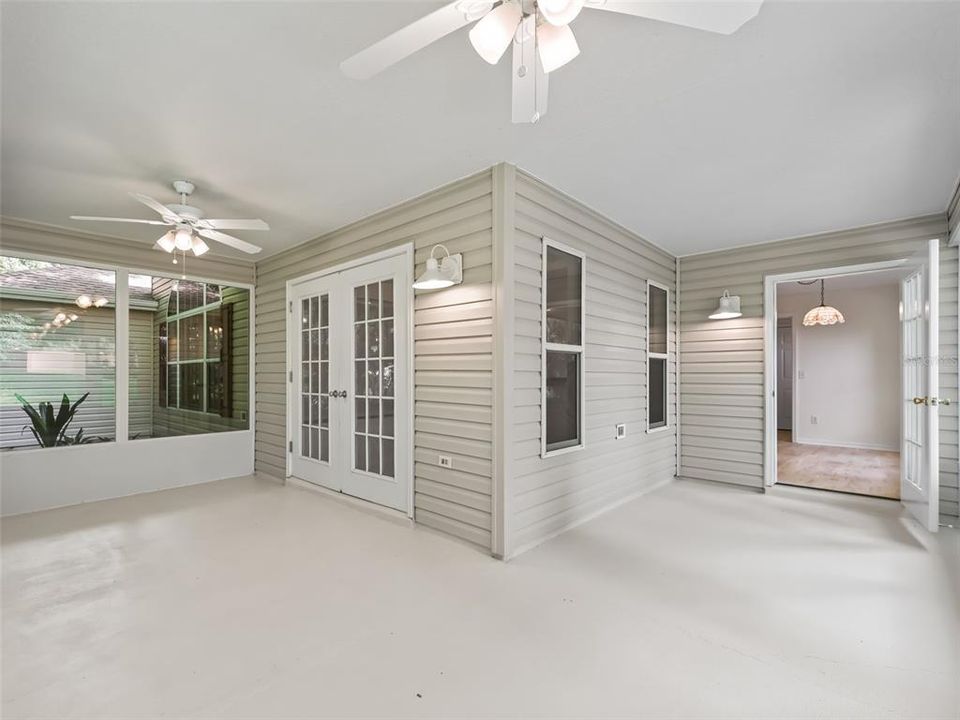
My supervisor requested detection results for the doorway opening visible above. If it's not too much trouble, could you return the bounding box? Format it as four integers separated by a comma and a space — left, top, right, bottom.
774, 271, 902, 500
762, 241, 942, 533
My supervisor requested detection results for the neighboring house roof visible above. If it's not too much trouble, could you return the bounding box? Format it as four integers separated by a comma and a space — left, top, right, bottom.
0, 263, 157, 308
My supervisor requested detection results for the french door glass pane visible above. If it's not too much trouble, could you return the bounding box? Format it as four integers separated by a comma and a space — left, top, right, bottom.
353, 278, 395, 477
301, 293, 329, 463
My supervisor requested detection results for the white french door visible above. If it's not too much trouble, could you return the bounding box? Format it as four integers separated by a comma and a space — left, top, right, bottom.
900, 239, 940, 532
289, 251, 411, 512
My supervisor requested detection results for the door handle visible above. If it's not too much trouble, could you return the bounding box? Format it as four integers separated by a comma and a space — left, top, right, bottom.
913, 397, 928, 405
332, 390, 348, 398
931, 397, 952, 406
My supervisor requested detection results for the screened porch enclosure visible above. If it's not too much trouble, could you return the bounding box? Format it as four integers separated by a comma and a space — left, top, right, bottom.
0, 257, 249, 450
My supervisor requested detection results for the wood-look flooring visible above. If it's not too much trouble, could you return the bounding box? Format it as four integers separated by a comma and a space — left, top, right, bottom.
777, 430, 900, 499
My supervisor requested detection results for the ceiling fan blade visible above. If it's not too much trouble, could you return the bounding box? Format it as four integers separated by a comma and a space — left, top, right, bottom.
130, 192, 183, 222
512, 16, 549, 124
198, 218, 270, 231
586, 0, 763, 34
70, 215, 171, 226
198, 228, 262, 255
340, 1, 477, 79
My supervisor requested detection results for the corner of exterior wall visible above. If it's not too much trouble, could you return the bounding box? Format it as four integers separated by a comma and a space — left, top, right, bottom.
491, 162, 517, 559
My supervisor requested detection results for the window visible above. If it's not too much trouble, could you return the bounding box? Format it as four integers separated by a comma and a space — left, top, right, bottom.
159, 281, 227, 414
130, 275, 249, 440
0, 255, 116, 450
542, 239, 585, 456
647, 281, 669, 431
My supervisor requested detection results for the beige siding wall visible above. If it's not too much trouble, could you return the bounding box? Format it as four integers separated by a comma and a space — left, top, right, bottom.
677, 216, 959, 518
254, 170, 496, 550
506, 170, 678, 556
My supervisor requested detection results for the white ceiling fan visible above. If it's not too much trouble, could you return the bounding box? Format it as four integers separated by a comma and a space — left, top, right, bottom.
341, 0, 763, 124
70, 180, 267, 256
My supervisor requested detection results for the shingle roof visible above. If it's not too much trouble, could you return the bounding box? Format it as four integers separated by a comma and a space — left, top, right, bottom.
0, 263, 155, 303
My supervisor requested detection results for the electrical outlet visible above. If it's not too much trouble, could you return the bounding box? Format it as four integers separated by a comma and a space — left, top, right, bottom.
810, 415, 818, 425
615, 423, 626, 439
438, 455, 452, 469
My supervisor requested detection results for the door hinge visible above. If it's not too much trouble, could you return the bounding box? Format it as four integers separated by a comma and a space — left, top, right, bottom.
288, 440, 293, 453
289, 300, 293, 314
289, 370, 293, 382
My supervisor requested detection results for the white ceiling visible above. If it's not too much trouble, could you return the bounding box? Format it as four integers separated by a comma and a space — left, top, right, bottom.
2, 1, 958, 261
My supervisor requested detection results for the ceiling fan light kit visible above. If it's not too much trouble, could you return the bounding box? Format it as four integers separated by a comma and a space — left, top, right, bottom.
469, 1, 522, 64
536, 22, 580, 73
71, 180, 268, 259
341, 0, 763, 123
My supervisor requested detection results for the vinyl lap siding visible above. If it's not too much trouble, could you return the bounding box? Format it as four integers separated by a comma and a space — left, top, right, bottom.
254, 170, 495, 550
508, 172, 678, 555
677, 216, 959, 518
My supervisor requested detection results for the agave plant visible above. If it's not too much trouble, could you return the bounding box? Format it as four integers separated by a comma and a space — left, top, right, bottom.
15, 392, 92, 448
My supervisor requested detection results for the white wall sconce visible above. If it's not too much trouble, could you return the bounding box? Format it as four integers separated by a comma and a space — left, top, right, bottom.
413, 244, 463, 291
708, 290, 742, 320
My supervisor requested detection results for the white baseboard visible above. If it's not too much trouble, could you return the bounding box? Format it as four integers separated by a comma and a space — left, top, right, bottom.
792, 436, 899, 452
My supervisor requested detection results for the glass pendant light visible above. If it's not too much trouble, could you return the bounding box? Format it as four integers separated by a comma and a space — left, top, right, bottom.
802, 279, 845, 327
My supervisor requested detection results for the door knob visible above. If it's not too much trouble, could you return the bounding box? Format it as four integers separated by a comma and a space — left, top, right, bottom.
913, 397, 927, 405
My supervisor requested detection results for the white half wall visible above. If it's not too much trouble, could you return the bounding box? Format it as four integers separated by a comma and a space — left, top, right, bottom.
0, 430, 254, 516
777, 283, 900, 451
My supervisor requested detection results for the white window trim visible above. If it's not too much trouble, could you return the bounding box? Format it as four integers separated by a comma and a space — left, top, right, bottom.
164, 282, 224, 415
646, 279, 671, 434
541, 237, 586, 458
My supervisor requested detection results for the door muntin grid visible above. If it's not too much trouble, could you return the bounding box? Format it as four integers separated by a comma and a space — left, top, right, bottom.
300, 294, 330, 463
353, 279, 395, 479
903, 271, 923, 491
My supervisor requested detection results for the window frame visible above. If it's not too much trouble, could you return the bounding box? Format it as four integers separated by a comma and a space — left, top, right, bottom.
163, 282, 224, 416
646, 279, 670, 433
540, 237, 586, 458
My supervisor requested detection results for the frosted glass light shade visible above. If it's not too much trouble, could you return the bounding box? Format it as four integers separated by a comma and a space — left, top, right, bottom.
174, 228, 193, 251
156, 231, 177, 253
538, 0, 586, 26
537, 23, 580, 73
191, 236, 210, 257
802, 305, 845, 326
469, 1, 522, 64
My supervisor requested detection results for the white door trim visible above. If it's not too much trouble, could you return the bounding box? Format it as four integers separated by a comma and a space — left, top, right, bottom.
284, 244, 415, 517
762, 258, 913, 488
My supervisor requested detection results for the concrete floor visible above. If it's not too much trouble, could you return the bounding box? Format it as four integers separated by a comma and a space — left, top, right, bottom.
2, 476, 958, 719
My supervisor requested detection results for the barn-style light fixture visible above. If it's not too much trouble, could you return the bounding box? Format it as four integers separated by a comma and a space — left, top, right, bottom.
708, 290, 742, 320
801, 278, 845, 326
413, 244, 463, 291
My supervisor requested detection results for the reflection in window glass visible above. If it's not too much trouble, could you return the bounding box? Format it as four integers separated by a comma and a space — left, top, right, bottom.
647, 282, 669, 431
545, 246, 582, 345
129, 275, 249, 440
545, 351, 580, 450
543, 242, 584, 455
0, 256, 116, 449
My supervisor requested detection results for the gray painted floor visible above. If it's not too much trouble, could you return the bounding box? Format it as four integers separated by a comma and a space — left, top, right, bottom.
3, 476, 958, 718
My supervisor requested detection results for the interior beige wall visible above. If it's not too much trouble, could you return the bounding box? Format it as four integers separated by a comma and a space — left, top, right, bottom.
777, 284, 901, 451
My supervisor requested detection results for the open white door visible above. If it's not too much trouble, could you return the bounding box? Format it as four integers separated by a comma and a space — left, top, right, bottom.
900, 239, 940, 532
